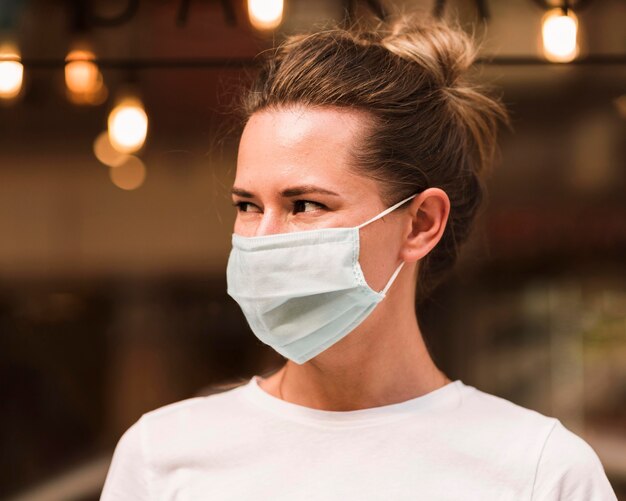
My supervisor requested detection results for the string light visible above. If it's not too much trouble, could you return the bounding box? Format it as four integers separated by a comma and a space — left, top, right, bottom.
107, 95, 148, 154
65, 47, 107, 105
0, 42, 23, 100
247, 0, 283, 30
541, 8, 579, 63
93, 131, 129, 167
109, 155, 147, 190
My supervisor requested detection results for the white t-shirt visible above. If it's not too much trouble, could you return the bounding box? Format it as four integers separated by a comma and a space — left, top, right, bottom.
100, 376, 617, 500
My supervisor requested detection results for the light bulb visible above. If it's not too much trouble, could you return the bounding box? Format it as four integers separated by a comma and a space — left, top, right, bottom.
542, 8, 579, 63
65, 49, 100, 94
109, 155, 146, 190
247, 0, 283, 30
65, 48, 106, 104
93, 131, 129, 167
0, 42, 23, 100
107, 97, 148, 154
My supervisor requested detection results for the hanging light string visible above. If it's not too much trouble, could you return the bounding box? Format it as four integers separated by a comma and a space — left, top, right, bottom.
5, 53, 625, 70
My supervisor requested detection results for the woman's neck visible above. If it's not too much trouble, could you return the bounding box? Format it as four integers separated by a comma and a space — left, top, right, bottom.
257, 278, 450, 411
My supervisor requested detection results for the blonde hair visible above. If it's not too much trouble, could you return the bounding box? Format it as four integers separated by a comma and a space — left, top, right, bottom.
238, 12, 509, 302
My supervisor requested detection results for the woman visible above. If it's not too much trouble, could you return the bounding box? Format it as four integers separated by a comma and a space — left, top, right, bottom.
101, 13, 616, 500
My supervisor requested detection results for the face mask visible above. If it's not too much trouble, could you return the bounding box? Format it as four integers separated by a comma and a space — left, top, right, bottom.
226, 193, 417, 365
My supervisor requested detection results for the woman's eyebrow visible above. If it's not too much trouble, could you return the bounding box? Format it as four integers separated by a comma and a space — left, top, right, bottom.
231, 185, 341, 198
281, 185, 340, 197
231, 187, 254, 198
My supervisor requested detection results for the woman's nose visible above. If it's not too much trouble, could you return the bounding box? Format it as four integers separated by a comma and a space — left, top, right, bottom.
254, 210, 287, 236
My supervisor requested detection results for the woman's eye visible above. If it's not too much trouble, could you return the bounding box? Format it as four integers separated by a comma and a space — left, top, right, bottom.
293, 200, 325, 214
233, 201, 261, 213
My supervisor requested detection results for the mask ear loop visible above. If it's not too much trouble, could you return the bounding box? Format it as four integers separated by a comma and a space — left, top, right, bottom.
356, 193, 418, 295
356, 193, 418, 229
380, 261, 405, 295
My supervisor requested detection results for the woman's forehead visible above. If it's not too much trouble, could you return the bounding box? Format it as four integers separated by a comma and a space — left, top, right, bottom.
235, 106, 376, 194
239, 106, 365, 157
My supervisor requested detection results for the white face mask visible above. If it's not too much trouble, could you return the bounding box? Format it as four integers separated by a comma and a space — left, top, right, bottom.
226, 193, 417, 365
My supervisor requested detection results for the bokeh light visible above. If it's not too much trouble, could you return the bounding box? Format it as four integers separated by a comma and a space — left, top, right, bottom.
93, 131, 129, 167
0, 42, 23, 100
247, 0, 283, 30
65, 48, 107, 105
542, 9, 579, 63
109, 155, 147, 190
107, 97, 148, 154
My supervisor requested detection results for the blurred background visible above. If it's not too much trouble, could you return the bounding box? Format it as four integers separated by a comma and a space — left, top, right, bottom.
0, 0, 624, 499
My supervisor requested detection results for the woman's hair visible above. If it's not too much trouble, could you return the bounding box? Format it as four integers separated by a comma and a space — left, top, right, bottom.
238, 12, 509, 302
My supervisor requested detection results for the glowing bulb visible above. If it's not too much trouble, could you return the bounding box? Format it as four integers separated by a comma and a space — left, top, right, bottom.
93, 131, 129, 167
65, 48, 107, 105
0, 42, 23, 100
109, 156, 146, 190
65, 50, 100, 94
542, 9, 579, 63
107, 97, 148, 154
247, 0, 283, 30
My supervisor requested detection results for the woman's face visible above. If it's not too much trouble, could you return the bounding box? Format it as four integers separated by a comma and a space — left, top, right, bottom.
232, 105, 410, 292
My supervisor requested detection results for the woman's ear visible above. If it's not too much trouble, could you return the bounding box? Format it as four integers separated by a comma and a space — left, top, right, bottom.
399, 188, 450, 263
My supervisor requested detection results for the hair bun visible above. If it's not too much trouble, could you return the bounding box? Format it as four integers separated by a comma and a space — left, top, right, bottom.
374, 14, 477, 88
242, 13, 509, 301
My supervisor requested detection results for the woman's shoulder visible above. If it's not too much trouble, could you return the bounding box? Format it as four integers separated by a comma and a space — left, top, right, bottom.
106, 379, 252, 465
454, 382, 616, 499
455, 381, 560, 431
139, 378, 251, 427
456, 381, 602, 457
531, 418, 616, 499
101, 381, 251, 500
452, 383, 592, 467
